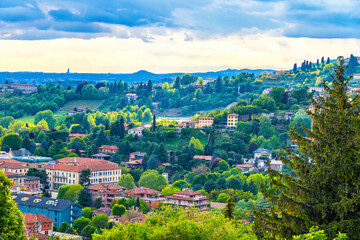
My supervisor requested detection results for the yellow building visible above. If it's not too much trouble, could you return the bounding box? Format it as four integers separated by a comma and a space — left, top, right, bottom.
198, 117, 214, 128
44, 157, 121, 189
0, 162, 28, 175
227, 113, 239, 128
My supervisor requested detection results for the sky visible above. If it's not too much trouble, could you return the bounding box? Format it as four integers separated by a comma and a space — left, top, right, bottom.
1, 0, 360, 73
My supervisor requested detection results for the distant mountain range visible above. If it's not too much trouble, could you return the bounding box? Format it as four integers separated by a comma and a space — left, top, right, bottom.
0, 68, 276, 85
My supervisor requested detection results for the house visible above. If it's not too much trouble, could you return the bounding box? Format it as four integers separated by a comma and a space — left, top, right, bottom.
227, 113, 239, 128
0, 84, 38, 94
68, 149, 86, 157
121, 187, 165, 208
98, 145, 119, 154
198, 117, 214, 128
124, 159, 142, 169
24, 213, 54, 239
164, 189, 209, 210
131, 215, 146, 223
129, 152, 146, 161
93, 207, 112, 216
68, 110, 77, 116
13, 194, 82, 227
9, 148, 33, 158
44, 157, 121, 189
10, 186, 42, 196
67, 133, 88, 142
7, 174, 40, 189
91, 153, 112, 160
152, 102, 161, 110
193, 155, 212, 162
0, 151, 11, 159
270, 160, 283, 171
253, 148, 272, 160
88, 183, 126, 207
125, 93, 138, 102
263, 88, 272, 94
182, 120, 199, 129
203, 78, 216, 85
128, 127, 144, 137
236, 164, 255, 173
0, 161, 28, 175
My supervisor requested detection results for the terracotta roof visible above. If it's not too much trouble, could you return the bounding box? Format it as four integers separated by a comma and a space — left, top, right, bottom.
193, 155, 212, 161
198, 117, 214, 120
130, 152, 146, 156
0, 159, 23, 164
118, 217, 130, 224
236, 164, 254, 168
44, 158, 120, 172
173, 189, 203, 196
89, 183, 126, 191
123, 187, 159, 195
92, 153, 111, 157
4, 171, 16, 176
166, 195, 209, 201
24, 213, 54, 224
0, 162, 28, 169
132, 216, 146, 222
34, 233, 49, 240
99, 145, 119, 150
68, 133, 88, 138
228, 113, 239, 116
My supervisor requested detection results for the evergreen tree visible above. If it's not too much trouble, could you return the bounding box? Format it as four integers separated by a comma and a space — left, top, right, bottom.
326, 57, 330, 64
173, 76, 181, 89
215, 75, 222, 93
147, 80, 152, 92
321, 56, 325, 64
151, 115, 157, 132
78, 188, 92, 207
293, 63, 297, 72
119, 117, 125, 139
254, 60, 360, 239
224, 197, 235, 219
316, 59, 319, 67
110, 120, 122, 137
155, 143, 168, 163
79, 168, 91, 187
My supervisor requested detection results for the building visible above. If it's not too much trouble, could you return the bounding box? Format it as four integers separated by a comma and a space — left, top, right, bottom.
9, 148, 33, 158
124, 159, 142, 169
182, 120, 199, 129
165, 189, 209, 210
128, 127, 144, 137
0, 151, 11, 159
236, 164, 255, 173
129, 152, 146, 161
92, 207, 112, 216
13, 194, 82, 227
0, 84, 37, 94
91, 153, 111, 160
270, 160, 283, 171
88, 183, 126, 207
203, 78, 216, 85
24, 213, 54, 239
67, 133, 88, 142
227, 113, 239, 128
7, 174, 40, 189
44, 157, 121, 189
198, 117, 214, 128
0, 162, 28, 174
121, 187, 165, 208
98, 145, 119, 154
125, 93, 138, 102
10, 186, 42, 196
193, 155, 212, 162
253, 148, 272, 160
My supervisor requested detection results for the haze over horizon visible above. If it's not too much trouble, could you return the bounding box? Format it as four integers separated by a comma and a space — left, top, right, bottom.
1, 0, 360, 73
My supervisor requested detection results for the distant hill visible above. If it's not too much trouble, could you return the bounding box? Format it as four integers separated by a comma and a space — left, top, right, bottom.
0, 68, 275, 85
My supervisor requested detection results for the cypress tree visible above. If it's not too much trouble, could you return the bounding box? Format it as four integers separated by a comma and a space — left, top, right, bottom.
254, 60, 360, 239
326, 57, 330, 64
293, 63, 297, 73
224, 197, 235, 220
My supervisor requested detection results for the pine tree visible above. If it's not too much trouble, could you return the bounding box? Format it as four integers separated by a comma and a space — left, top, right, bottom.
78, 188, 92, 207
224, 197, 235, 219
151, 115, 157, 132
254, 59, 360, 239
293, 63, 297, 73
173, 76, 181, 89
215, 75, 222, 93
326, 57, 330, 64
119, 117, 125, 139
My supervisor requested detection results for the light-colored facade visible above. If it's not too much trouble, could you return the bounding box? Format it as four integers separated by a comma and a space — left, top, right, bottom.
198, 117, 214, 128
165, 189, 209, 210
0, 162, 28, 174
44, 158, 121, 189
128, 127, 143, 137
125, 93, 138, 102
227, 113, 239, 128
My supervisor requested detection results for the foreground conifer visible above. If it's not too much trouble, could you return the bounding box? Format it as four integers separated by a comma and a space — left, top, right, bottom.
254, 59, 360, 239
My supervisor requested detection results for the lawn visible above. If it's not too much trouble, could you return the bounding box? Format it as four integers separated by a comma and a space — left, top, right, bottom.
18, 111, 68, 124
165, 131, 209, 151
60, 100, 104, 112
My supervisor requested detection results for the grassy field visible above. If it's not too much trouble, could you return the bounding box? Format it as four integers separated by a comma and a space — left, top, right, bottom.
165, 132, 209, 151
60, 100, 104, 112
18, 111, 68, 124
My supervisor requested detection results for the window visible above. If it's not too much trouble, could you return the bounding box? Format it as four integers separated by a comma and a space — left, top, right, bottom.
46, 200, 54, 205
34, 199, 41, 203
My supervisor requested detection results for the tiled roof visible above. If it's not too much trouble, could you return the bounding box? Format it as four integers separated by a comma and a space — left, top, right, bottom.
24, 213, 54, 224
173, 189, 203, 196
68, 133, 88, 138
193, 155, 212, 161
0, 162, 28, 169
4, 171, 16, 176
99, 145, 119, 150
228, 113, 239, 116
89, 183, 125, 191
123, 187, 159, 195
166, 195, 209, 201
0, 159, 23, 164
132, 215, 146, 223
44, 160, 120, 172
13, 193, 80, 211
91, 153, 111, 157
198, 117, 214, 120
118, 217, 130, 224
236, 164, 254, 168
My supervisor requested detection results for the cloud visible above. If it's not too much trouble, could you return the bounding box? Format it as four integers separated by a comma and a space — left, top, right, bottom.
0, 0, 359, 40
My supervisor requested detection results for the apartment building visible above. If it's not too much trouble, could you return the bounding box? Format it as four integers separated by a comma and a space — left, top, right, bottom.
227, 113, 239, 128
44, 157, 121, 189
165, 189, 209, 210
198, 117, 214, 128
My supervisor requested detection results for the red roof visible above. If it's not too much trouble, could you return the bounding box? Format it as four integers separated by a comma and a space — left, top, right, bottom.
24, 213, 54, 224
99, 145, 119, 150
236, 164, 254, 168
193, 155, 212, 161
166, 195, 209, 201
44, 158, 120, 172
69, 133, 88, 138
89, 183, 126, 191
123, 187, 159, 195
0, 159, 23, 164
132, 216, 146, 222
228, 113, 239, 116
0, 162, 28, 169
4, 171, 16, 176
118, 217, 130, 224
173, 189, 203, 196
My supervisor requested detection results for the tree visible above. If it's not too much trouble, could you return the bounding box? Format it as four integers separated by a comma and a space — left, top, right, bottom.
215, 75, 222, 93
81, 225, 96, 239
79, 168, 91, 187
110, 120, 123, 137
92, 197, 104, 209
293, 63, 297, 72
217, 193, 230, 203
48, 139, 67, 157
172, 180, 191, 190
173, 76, 181, 89
204, 180, 216, 194
57, 184, 83, 202
34, 110, 56, 129
151, 115, 157, 132
147, 155, 159, 169
78, 188, 92, 207
73, 217, 91, 235
94, 206, 255, 240
118, 174, 135, 190
112, 204, 126, 216
2, 133, 22, 150
155, 142, 168, 163
142, 108, 153, 123
224, 197, 235, 219
270, 87, 285, 105
122, 206, 144, 221
91, 213, 109, 231
254, 60, 360, 239
0, 171, 26, 239
138, 170, 167, 190
161, 185, 181, 196
82, 207, 93, 219
59, 222, 72, 233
